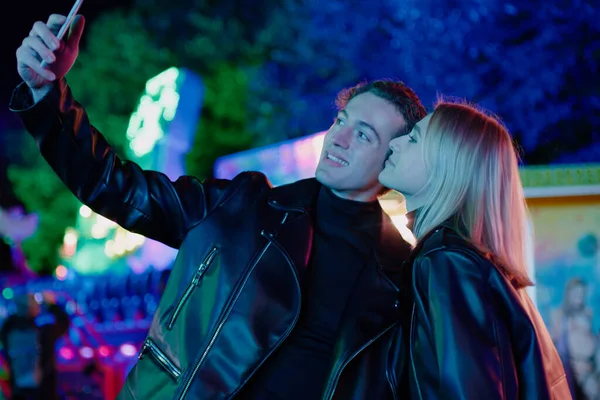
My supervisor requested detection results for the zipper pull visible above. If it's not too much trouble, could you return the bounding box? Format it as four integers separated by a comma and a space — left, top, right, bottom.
191, 265, 206, 286
138, 340, 149, 360
191, 272, 201, 286
191, 247, 218, 286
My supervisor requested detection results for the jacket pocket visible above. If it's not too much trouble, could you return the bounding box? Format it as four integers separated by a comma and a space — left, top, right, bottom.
138, 338, 181, 381
167, 246, 219, 330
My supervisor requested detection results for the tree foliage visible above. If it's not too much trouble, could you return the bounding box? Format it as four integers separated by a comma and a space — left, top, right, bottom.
249, 0, 599, 162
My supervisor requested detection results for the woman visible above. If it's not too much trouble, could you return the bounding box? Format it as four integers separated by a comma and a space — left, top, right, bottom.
379, 101, 571, 399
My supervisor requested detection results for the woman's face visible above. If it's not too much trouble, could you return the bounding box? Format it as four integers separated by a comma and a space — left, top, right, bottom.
379, 114, 431, 210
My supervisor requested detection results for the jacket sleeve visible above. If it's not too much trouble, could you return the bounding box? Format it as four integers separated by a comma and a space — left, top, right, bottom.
409, 249, 508, 400
9, 80, 235, 249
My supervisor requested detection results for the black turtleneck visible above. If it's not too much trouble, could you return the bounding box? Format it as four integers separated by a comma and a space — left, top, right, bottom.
240, 187, 382, 399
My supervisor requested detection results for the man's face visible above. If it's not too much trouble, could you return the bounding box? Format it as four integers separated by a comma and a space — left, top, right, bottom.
315, 92, 407, 201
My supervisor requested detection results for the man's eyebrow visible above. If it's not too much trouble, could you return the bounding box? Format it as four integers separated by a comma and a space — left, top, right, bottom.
357, 120, 380, 141
338, 109, 380, 142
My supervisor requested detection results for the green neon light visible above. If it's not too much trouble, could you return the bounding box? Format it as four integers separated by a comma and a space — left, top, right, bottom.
126, 67, 181, 157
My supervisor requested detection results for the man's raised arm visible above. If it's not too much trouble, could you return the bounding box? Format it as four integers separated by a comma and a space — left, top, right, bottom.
9, 14, 234, 248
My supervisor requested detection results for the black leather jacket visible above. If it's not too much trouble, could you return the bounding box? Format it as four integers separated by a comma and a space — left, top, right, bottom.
10, 80, 413, 399
396, 225, 571, 399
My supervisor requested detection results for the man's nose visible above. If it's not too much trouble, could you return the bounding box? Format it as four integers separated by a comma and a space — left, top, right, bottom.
332, 127, 352, 149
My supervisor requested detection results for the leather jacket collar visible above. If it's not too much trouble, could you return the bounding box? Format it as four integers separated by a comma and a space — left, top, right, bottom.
268, 178, 409, 285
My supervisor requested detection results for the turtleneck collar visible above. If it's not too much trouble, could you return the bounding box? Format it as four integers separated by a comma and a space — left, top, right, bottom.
316, 186, 382, 231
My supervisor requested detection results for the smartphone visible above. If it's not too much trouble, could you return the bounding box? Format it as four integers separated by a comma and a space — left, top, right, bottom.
56, 0, 85, 41
40, 0, 84, 67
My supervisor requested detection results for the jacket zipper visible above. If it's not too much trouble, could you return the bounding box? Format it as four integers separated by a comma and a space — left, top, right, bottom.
138, 338, 181, 380
323, 324, 397, 400
230, 229, 302, 397
409, 303, 423, 400
167, 247, 219, 330
176, 231, 274, 399
386, 367, 399, 399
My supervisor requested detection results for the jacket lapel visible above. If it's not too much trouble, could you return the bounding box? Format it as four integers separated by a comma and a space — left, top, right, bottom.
265, 179, 413, 366
263, 178, 321, 281
331, 211, 412, 369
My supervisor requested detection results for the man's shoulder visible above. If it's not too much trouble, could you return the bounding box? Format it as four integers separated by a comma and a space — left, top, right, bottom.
214, 173, 320, 211
233, 174, 319, 198
230, 171, 273, 194
208, 171, 273, 208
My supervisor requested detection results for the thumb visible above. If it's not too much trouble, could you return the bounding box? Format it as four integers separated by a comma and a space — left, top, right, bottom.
66, 15, 85, 51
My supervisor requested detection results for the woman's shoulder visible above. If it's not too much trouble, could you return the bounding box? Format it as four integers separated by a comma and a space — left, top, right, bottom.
414, 225, 529, 302
412, 225, 500, 283
416, 225, 485, 261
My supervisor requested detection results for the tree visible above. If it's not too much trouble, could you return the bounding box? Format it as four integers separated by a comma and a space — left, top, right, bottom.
248, 0, 599, 163
132, 0, 288, 148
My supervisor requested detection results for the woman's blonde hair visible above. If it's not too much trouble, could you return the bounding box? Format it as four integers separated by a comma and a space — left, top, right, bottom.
413, 100, 533, 288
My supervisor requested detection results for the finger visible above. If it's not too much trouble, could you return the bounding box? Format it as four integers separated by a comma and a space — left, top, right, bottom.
22, 36, 56, 63
47, 14, 67, 36
66, 15, 85, 51
19, 43, 43, 64
30, 21, 60, 51
16, 46, 56, 81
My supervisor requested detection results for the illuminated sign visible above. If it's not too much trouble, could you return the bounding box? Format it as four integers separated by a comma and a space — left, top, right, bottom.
61, 68, 204, 275
214, 131, 326, 187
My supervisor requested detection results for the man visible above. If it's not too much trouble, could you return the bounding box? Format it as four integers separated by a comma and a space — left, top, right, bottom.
11, 13, 427, 399
0, 292, 70, 400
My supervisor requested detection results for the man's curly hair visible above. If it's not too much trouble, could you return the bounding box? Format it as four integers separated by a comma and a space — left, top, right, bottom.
335, 79, 427, 137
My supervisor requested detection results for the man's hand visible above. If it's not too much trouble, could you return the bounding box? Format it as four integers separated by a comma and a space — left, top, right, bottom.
15, 13, 85, 101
